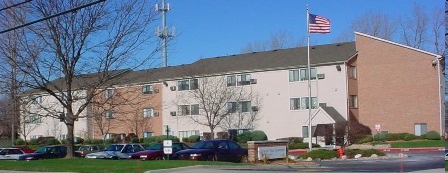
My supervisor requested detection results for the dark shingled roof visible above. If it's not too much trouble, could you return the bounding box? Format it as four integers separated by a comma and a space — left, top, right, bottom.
25, 41, 357, 90
118, 41, 357, 86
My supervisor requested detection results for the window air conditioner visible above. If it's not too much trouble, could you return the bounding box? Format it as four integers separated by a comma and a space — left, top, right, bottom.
251, 106, 259, 111
154, 89, 160, 93
170, 111, 176, 116
317, 74, 325, 79
153, 112, 159, 117
170, 86, 176, 91
250, 79, 257, 84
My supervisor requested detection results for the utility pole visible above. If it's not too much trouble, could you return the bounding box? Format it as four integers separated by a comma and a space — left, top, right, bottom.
155, 0, 174, 67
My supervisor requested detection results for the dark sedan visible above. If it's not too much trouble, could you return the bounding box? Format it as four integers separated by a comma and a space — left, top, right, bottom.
130, 142, 190, 160
18, 145, 67, 160
172, 140, 247, 162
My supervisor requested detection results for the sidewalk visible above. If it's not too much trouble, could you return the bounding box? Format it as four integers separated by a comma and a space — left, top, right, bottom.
288, 147, 445, 155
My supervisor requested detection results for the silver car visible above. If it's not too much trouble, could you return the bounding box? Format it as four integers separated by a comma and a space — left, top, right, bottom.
0, 148, 26, 160
85, 144, 144, 160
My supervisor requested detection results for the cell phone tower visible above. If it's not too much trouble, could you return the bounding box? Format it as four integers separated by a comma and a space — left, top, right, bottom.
155, 0, 174, 67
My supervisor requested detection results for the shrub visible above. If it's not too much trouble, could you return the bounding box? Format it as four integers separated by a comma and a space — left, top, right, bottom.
386, 133, 409, 141
143, 136, 156, 144
29, 139, 39, 145
344, 149, 385, 158
60, 139, 66, 144
251, 130, 268, 141
289, 142, 320, 149
354, 135, 373, 144
182, 137, 189, 142
131, 138, 140, 143
14, 139, 25, 145
188, 135, 200, 143
277, 137, 303, 143
45, 138, 60, 145
403, 134, 416, 141
154, 135, 179, 143
90, 139, 103, 144
300, 149, 338, 160
104, 139, 114, 144
373, 133, 386, 141
425, 131, 441, 140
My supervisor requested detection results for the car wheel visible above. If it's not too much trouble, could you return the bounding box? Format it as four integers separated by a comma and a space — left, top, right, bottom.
206, 154, 217, 161
155, 156, 165, 160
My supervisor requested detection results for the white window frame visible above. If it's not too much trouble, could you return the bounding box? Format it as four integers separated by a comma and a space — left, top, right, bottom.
142, 84, 153, 94
290, 97, 317, 110
348, 66, 357, 79
143, 108, 153, 118
178, 79, 198, 91
105, 88, 114, 99
29, 114, 42, 124
237, 74, 251, 86
289, 70, 300, 82
105, 110, 114, 119
227, 75, 236, 86
240, 101, 251, 112
349, 95, 358, 108
32, 96, 43, 104
299, 68, 317, 81
143, 132, 154, 138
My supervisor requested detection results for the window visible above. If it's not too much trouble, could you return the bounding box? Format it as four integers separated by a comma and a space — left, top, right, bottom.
59, 134, 67, 141
142, 85, 153, 94
178, 105, 190, 116
348, 66, 357, 79
301, 97, 318, 109
227, 75, 236, 86
105, 133, 114, 139
290, 97, 317, 110
289, 70, 300, 82
299, 68, 317, 81
32, 96, 42, 104
240, 101, 251, 112
178, 79, 198, 91
143, 108, 153, 118
414, 123, 427, 136
29, 114, 42, 124
290, 98, 300, 110
179, 131, 190, 141
105, 110, 113, 119
105, 88, 114, 99
143, 132, 154, 138
31, 135, 42, 139
191, 104, 199, 115
237, 74, 251, 85
227, 102, 237, 113
349, 95, 358, 108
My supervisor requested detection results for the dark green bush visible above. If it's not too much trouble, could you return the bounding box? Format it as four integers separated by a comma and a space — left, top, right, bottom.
403, 134, 416, 141
354, 135, 373, 144
345, 149, 385, 158
29, 139, 39, 145
14, 139, 25, 145
45, 138, 60, 145
386, 133, 409, 141
154, 135, 179, 143
251, 130, 268, 141
104, 139, 114, 144
236, 131, 252, 143
300, 149, 338, 160
373, 133, 386, 141
182, 137, 189, 142
90, 139, 103, 144
277, 137, 303, 143
289, 142, 320, 149
188, 135, 200, 143
131, 138, 140, 143
425, 131, 441, 140
143, 136, 156, 144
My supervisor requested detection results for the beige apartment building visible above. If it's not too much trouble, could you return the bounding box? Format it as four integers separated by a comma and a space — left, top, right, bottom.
22, 32, 445, 146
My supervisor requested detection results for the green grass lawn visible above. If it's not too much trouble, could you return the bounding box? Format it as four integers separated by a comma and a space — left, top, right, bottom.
389, 140, 445, 148
0, 159, 244, 173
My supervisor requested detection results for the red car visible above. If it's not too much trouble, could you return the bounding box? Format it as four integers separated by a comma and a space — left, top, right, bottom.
13, 146, 36, 154
130, 142, 190, 160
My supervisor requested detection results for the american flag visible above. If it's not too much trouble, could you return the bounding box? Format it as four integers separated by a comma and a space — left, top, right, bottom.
309, 13, 330, 34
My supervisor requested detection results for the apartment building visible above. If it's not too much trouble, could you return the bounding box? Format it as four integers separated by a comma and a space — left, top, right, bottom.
21, 32, 445, 146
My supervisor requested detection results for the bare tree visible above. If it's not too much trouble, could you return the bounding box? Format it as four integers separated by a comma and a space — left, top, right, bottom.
240, 30, 300, 53
399, 3, 428, 50
350, 11, 397, 40
18, 98, 38, 145
430, 7, 444, 55
219, 94, 262, 132
7, 0, 161, 157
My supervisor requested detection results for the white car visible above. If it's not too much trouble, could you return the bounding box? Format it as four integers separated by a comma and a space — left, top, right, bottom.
85, 144, 144, 160
0, 148, 26, 160
445, 152, 448, 161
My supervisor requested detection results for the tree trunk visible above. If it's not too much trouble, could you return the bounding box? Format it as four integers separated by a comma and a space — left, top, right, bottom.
210, 128, 215, 140
65, 123, 74, 158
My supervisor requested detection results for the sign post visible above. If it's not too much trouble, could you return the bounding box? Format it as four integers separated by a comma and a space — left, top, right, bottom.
163, 140, 172, 160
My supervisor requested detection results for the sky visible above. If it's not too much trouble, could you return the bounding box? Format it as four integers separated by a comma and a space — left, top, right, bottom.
150, 0, 443, 67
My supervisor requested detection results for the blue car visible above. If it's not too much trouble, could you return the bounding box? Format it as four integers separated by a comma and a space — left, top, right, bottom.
18, 145, 67, 160
172, 140, 248, 162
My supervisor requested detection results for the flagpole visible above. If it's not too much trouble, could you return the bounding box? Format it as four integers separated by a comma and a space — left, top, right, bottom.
306, 5, 312, 151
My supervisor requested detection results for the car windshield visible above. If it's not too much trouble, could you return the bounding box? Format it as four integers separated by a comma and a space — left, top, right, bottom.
79, 146, 90, 151
147, 143, 162, 150
104, 144, 124, 151
35, 147, 51, 153
191, 141, 217, 149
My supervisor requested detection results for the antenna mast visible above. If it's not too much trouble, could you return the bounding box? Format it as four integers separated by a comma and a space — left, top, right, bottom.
155, 0, 174, 67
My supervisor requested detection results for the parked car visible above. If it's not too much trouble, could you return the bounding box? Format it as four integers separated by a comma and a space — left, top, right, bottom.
445, 150, 448, 161
18, 145, 67, 160
85, 143, 144, 160
74, 145, 102, 158
130, 142, 190, 160
171, 140, 248, 163
13, 146, 36, 154
0, 148, 26, 160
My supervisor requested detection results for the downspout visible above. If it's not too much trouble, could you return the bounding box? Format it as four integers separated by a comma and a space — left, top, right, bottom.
435, 55, 443, 134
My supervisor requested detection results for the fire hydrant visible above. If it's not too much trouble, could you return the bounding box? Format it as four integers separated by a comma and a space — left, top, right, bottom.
337, 147, 344, 158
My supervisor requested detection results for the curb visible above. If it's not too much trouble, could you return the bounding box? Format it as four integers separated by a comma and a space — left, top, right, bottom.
288, 147, 445, 155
